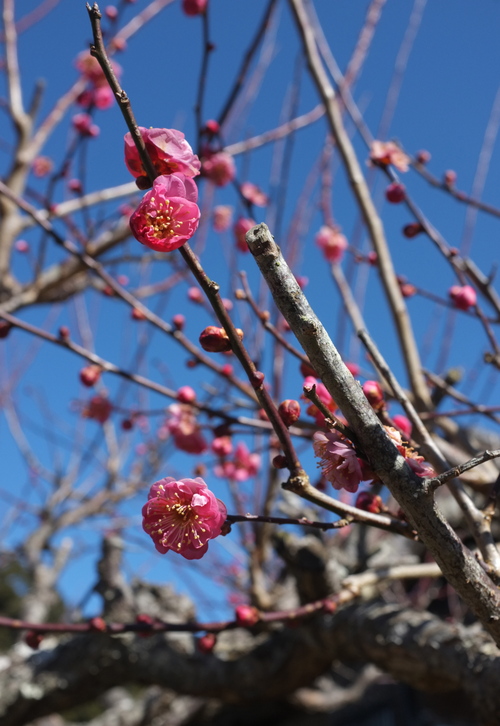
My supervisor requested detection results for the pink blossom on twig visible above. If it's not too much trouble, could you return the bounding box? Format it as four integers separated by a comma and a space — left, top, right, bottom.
142, 477, 226, 559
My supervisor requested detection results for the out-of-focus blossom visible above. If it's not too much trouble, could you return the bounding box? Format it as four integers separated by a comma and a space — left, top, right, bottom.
188, 287, 203, 303
212, 205, 233, 232
313, 430, 364, 493
233, 217, 255, 253
142, 476, 226, 559
79, 364, 101, 387
302, 376, 337, 425
75, 51, 122, 87
32, 156, 53, 178
201, 151, 236, 187
72, 113, 100, 137
315, 226, 348, 263
165, 403, 207, 454
15, 239, 29, 253
449, 284, 476, 311
214, 441, 260, 481
443, 169, 457, 187
182, 0, 208, 16
362, 380, 385, 410
124, 127, 200, 180
235, 604, 260, 626
355, 491, 383, 513
345, 362, 359, 376
177, 386, 196, 403
369, 140, 410, 172
384, 425, 435, 479
392, 414, 412, 439
83, 395, 112, 423
211, 436, 233, 457
241, 182, 268, 207
129, 174, 200, 252
415, 149, 431, 164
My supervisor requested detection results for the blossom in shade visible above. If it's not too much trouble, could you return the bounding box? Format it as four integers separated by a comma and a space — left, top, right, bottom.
213, 205, 233, 232
142, 476, 227, 559
124, 127, 200, 180
214, 441, 260, 481
233, 217, 256, 252
369, 140, 410, 172
315, 226, 348, 263
448, 285, 476, 311
201, 151, 236, 186
129, 174, 200, 252
165, 403, 207, 454
313, 430, 364, 493
182, 0, 208, 15
241, 182, 268, 207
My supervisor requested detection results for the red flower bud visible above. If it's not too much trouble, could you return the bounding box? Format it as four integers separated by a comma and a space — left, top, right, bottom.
199, 326, 231, 353
131, 307, 146, 321
385, 183, 406, 204
415, 149, 431, 164
272, 454, 288, 469
204, 120, 220, 135
197, 632, 217, 653
299, 360, 317, 378
121, 418, 134, 431
0, 321, 13, 339
25, 630, 43, 649
235, 605, 260, 627
177, 386, 196, 403
89, 616, 107, 632
79, 364, 102, 388
278, 399, 301, 427
172, 314, 185, 330
362, 380, 384, 410
403, 223, 424, 239
58, 326, 70, 341
443, 169, 457, 187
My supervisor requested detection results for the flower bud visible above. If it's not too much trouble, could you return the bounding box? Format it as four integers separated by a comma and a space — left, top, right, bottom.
89, 616, 107, 632
177, 386, 196, 403
362, 380, 384, 410
278, 399, 301, 427
235, 605, 260, 627
385, 182, 406, 204
272, 454, 288, 469
79, 365, 102, 387
197, 632, 217, 653
415, 149, 431, 164
0, 321, 13, 339
172, 314, 185, 330
449, 285, 476, 311
403, 222, 424, 238
199, 326, 231, 353
24, 630, 43, 649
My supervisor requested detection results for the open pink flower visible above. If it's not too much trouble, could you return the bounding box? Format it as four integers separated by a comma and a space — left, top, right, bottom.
213, 205, 233, 232
142, 477, 227, 559
315, 226, 348, 263
130, 174, 200, 252
214, 441, 260, 481
124, 127, 200, 179
313, 430, 364, 493
165, 403, 207, 454
201, 151, 236, 187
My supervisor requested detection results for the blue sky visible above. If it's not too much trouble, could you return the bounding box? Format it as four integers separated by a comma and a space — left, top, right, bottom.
2, 0, 500, 620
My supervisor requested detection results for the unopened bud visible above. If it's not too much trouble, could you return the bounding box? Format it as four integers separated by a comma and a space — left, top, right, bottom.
199, 326, 231, 353
278, 399, 301, 427
235, 605, 260, 627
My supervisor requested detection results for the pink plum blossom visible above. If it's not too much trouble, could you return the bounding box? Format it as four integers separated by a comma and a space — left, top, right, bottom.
214, 442, 260, 481
32, 157, 53, 178
213, 205, 233, 232
392, 414, 412, 439
75, 51, 122, 87
165, 403, 207, 454
241, 182, 268, 207
449, 285, 476, 311
142, 477, 226, 559
233, 217, 256, 253
313, 430, 364, 493
202, 151, 236, 186
369, 140, 410, 172
129, 174, 200, 252
124, 127, 200, 180
315, 226, 348, 263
